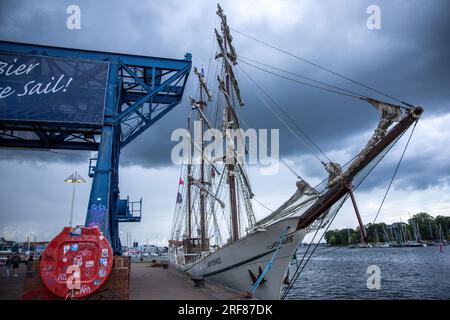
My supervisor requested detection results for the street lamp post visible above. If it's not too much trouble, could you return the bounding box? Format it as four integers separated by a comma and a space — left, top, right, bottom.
27, 232, 32, 253
64, 171, 86, 226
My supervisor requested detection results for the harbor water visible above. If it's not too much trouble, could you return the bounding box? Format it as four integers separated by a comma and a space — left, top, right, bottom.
285, 246, 450, 299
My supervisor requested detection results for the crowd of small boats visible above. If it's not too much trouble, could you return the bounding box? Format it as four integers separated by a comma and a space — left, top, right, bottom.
348, 241, 448, 249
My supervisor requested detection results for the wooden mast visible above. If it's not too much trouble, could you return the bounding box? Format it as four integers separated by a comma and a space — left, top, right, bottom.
217, 5, 240, 242
199, 80, 207, 251
192, 66, 213, 251
187, 157, 192, 239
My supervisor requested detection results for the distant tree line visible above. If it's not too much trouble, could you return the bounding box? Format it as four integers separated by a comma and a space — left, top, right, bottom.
324, 213, 450, 246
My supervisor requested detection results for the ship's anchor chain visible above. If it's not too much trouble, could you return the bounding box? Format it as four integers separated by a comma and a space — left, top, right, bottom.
245, 225, 291, 298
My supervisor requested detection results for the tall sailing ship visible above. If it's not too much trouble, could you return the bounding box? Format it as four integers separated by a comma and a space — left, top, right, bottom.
169, 4, 423, 299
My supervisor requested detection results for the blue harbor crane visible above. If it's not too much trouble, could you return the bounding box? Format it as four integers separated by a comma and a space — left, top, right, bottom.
0, 41, 192, 254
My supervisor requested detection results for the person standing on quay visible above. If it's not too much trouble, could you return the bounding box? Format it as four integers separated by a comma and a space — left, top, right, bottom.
11, 253, 21, 277
2, 255, 12, 278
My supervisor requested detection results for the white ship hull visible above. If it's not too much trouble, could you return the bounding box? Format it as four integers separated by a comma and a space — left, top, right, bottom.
170, 217, 305, 300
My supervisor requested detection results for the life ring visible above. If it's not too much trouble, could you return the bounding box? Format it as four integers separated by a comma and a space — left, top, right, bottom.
39, 226, 113, 298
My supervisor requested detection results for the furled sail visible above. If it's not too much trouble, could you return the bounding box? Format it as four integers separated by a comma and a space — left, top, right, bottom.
254, 179, 320, 228
326, 98, 404, 188
341, 98, 404, 181
214, 27, 244, 106
254, 98, 411, 231
194, 67, 213, 101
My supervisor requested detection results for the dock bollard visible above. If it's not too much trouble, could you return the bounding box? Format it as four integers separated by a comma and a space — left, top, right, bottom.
191, 276, 205, 288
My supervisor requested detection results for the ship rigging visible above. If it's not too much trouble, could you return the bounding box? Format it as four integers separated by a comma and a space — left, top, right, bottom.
169, 4, 422, 300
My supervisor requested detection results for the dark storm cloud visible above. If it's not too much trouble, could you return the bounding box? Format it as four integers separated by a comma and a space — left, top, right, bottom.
0, 148, 91, 163
0, 0, 449, 190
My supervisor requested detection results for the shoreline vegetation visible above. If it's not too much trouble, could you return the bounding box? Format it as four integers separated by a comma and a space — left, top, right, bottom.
324, 213, 450, 246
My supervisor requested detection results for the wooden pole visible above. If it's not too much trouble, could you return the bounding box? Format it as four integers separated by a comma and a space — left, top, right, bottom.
347, 184, 368, 244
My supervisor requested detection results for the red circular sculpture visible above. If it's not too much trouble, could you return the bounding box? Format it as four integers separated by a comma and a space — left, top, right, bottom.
40, 226, 113, 298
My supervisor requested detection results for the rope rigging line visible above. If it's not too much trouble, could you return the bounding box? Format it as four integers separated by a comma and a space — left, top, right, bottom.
282, 129, 411, 295
238, 56, 364, 100
304, 245, 342, 259
371, 120, 418, 226
281, 203, 341, 299
232, 103, 306, 182
248, 226, 291, 296
231, 28, 413, 107
258, 96, 325, 165
240, 59, 360, 99
281, 216, 324, 299
237, 64, 332, 164
205, 14, 219, 88
224, 88, 313, 217
252, 196, 274, 213
281, 201, 341, 299
283, 225, 334, 300
232, 64, 323, 163
282, 119, 418, 298
280, 158, 304, 180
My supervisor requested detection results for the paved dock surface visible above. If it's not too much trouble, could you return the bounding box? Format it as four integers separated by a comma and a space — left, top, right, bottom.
0, 262, 243, 300
0, 264, 26, 299
130, 262, 243, 300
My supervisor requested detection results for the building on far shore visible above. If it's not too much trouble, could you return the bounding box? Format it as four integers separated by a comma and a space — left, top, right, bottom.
0, 237, 49, 257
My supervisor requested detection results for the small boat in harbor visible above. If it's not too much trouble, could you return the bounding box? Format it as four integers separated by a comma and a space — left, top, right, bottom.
373, 243, 390, 248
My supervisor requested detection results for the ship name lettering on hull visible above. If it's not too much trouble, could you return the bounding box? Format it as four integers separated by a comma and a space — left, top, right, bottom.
207, 257, 222, 268
265, 234, 294, 250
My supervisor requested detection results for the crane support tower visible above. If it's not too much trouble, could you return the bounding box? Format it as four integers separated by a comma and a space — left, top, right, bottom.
0, 41, 192, 254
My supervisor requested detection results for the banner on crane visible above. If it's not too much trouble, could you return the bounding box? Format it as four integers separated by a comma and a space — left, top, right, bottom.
0, 51, 108, 126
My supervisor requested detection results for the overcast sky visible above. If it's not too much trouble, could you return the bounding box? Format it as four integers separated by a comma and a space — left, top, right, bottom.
0, 0, 449, 245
